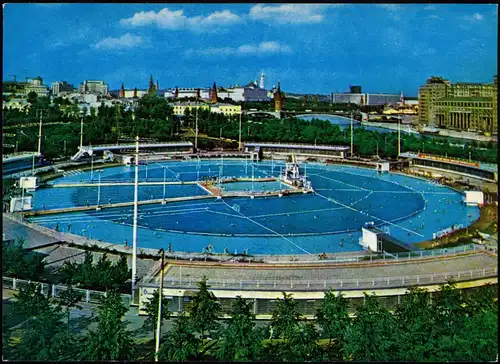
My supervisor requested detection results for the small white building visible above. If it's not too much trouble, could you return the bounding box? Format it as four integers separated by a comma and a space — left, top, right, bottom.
464, 190, 484, 206
18, 176, 39, 191
8, 195, 33, 212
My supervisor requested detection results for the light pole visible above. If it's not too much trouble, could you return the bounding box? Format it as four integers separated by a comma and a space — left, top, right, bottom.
90, 155, 94, 181
469, 151, 471, 162
238, 111, 242, 152
376, 141, 379, 158
162, 166, 167, 202
80, 111, 84, 150
132, 135, 139, 297
195, 99, 198, 153
37, 109, 44, 157
154, 248, 165, 362
350, 113, 354, 158
96, 170, 103, 210
397, 118, 401, 158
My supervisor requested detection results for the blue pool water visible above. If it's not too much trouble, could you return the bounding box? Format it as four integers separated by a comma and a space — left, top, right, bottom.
28, 160, 479, 255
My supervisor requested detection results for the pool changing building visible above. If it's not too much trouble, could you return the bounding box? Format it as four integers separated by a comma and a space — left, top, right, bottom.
244, 143, 350, 160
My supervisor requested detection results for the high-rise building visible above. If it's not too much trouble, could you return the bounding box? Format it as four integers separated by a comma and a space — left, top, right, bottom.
418, 76, 497, 132
260, 72, 265, 89
78, 80, 109, 95
418, 77, 450, 126
51, 81, 74, 96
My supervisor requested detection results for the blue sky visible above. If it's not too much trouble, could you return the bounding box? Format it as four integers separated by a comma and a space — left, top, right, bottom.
3, 3, 498, 96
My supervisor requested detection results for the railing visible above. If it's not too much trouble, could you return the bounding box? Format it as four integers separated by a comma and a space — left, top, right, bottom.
2, 276, 131, 306
155, 266, 498, 292
6, 213, 496, 265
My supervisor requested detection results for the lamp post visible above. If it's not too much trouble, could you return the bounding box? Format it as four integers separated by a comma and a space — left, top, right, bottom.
131, 135, 139, 297
96, 170, 103, 210
90, 155, 94, 181
154, 248, 165, 362
238, 111, 242, 152
350, 113, 354, 158
195, 99, 198, 153
80, 111, 84, 150
162, 166, 167, 202
397, 118, 401, 158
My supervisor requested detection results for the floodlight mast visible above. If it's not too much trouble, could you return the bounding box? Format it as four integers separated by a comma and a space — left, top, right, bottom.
132, 135, 139, 295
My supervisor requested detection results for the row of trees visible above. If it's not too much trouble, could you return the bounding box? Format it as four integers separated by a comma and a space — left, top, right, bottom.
3, 278, 497, 361
2, 240, 131, 292
3, 95, 497, 163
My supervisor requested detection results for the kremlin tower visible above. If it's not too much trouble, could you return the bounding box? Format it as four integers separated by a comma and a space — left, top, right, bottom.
133, 87, 138, 98
119, 82, 125, 98
274, 81, 283, 112
174, 86, 179, 98
148, 75, 156, 96
211, 82, 218, 103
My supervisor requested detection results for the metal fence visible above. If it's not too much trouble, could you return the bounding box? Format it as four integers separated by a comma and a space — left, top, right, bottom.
2, 276, 131, 306
151, 266, 498, 292
6, 213, 495, 265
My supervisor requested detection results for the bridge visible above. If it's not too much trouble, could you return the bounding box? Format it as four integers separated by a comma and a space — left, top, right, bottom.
243, 110, 360, 121
71, 142, 193, 161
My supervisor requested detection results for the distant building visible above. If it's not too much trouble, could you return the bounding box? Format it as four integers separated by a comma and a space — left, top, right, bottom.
350, 85, 362, 94
164, 88, 210, 99
124, 89, 147, 98
51, 81, 74, 96
260, 72, 265, 89
78, 80, 109, 95
170, 101, 211, 116
210, 103, 242, 116
418, 75, 497, 133
24, 77, 50, 97
331, 92, 399, 106
211, 82, 218, 103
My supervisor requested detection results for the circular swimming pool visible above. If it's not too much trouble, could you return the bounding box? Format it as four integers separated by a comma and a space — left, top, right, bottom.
28, 160, 479, 255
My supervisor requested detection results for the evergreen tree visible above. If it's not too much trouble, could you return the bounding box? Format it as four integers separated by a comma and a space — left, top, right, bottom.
159, 313, 199, 361
188, 276, 221, 343
217, 296, 262, 361
80, 290, 135, 360
143, 289, 171, 340
316, 289, 350, 359
344, 293, 396, 361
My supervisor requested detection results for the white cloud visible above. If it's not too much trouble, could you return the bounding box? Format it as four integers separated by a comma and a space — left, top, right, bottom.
427, 14, 442, 20
464, 13, 484, 22
185, 41, 292, 57
94, 33, 148, 50
423, 5, 437, 11
120, 8, 242, 31
249, 4, 331, 24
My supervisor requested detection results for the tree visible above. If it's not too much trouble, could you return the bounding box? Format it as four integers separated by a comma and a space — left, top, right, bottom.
143, 289, 171, 340
11, 283, 50, 321
188, 276, 221, 343
159, 313, 199, 361
316, 289, 350, 359
270, 292, 302, 346
27, 91, 38, 105
287, 321, 323, 362
217, 296, 262, 361
80, 290, 135, 360
393, 287, 437, 361
55, 284, 83, 332
344, 293, 396, 361
12, 304, 77, 361
2, 239, 46, 280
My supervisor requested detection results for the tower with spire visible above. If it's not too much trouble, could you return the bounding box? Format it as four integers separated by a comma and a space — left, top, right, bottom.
133, 87, 138, 98
274, 81, 283, 112
156, 80, 159, 92
119, 82, 125, 98
211, 82, 218, 103
148, 75, 156, 96
174, 86, 179, 99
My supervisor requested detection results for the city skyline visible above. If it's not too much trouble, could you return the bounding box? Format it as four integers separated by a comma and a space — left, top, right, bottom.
3, 3, 498, 95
